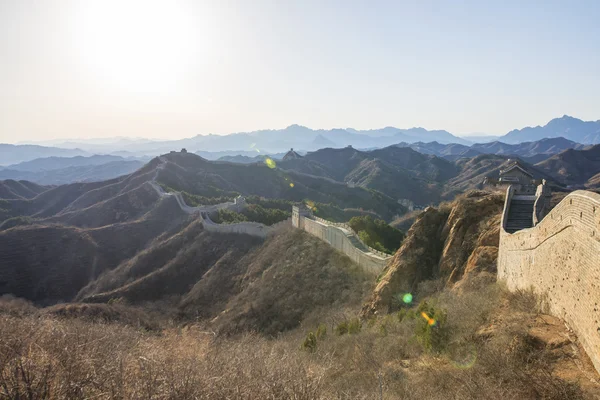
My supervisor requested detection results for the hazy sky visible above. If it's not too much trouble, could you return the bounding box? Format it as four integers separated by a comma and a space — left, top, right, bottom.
1, 0, 599, 143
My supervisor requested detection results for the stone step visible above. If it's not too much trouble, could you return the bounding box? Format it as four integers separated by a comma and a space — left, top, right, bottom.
506, 199, 535, 233
508, 214, 533, 219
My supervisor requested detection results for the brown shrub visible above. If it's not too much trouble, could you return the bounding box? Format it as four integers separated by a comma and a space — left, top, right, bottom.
0, 277, 592, 399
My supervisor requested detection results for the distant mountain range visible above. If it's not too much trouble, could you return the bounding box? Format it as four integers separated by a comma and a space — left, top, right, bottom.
2, 141, 599, 304
4, 115, 599, 165
0, 136, 586, 186
8, 115, 599, 158
501, 115, 600, 144
277, 146, 560, 204
0, 161, 145, 185
0, 144, 89, 166
0, 155, 147, 185
398, 137, 589, 164
2, 154, 145, 171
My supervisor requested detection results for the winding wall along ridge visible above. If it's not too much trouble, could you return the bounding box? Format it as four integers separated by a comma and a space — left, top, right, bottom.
147, 158, 277, 237
293, 207, 392, 274
498, 189, 600, 374
148, 157, 391, 269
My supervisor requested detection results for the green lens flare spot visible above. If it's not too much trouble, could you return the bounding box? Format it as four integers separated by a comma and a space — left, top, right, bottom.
402, 293, 413, 304
264, 158, 276, 169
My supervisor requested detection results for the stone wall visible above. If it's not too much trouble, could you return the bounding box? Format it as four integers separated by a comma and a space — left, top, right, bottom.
200, 212, 288, 238
498, 189, 600, 373
147, 180, 247, 215
292, 206, 392, 274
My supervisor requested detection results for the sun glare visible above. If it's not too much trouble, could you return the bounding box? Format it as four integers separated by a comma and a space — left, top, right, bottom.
73, 0, 201, 94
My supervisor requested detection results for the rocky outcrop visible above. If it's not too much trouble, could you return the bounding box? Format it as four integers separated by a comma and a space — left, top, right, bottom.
438, 195, 502, 283
363, 191, 504, 315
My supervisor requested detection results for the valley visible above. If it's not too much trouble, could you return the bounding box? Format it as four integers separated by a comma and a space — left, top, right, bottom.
3, 1, 600, 396
1, 144, 600, 398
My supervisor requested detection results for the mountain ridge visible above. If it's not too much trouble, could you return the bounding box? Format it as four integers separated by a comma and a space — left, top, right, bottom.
500, 115, 600, 144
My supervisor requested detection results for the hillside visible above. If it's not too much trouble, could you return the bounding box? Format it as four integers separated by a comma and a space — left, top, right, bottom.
0, 196, 191, 304
156, 151, 405, 220
0, 180, 47, 200
444, 154, 558, 197
278, 146, 456, 204
0, 157, 195, 303
216, 154, 270, 164
364, 190, 504, 314
2, 189, 598, 399
0, 151, 399, 306
1, 154, 599, 398
77, 225, 371, 335
535, 144, 600, 188
279, 146, 560, 205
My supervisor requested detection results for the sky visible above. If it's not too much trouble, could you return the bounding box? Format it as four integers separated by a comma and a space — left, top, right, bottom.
1, 0, 599, 143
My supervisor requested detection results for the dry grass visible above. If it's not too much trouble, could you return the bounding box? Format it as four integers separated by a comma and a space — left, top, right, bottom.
0, 277, 591, 400
0, 313, 327, 400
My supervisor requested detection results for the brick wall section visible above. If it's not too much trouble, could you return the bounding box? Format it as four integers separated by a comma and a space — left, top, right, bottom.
498, 189, 600, 373
292, 206, 392, 274
201, 213, 291, 238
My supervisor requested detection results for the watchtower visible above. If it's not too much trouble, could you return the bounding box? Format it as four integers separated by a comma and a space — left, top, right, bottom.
292, 205, 312, 228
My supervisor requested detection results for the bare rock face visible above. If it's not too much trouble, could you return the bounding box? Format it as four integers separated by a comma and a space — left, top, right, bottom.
363, 191, 504, 315
362, 206, 449, 315
439, 195, 502, 283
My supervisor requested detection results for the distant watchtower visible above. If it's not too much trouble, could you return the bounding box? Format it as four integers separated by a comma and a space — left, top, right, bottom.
499, 161, 533, 186
283, 148, 302, 161
483, 160, 538, 195
292, 205, 312, 228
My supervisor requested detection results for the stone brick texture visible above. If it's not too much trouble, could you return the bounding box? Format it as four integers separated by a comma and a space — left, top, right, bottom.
292, 209, 390, 274
498, 190, 600, 373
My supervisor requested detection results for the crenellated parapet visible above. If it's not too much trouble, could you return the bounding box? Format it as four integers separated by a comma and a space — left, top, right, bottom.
498, 187, 600, 374
200, 211, 284, 238
292, 207, 393, 274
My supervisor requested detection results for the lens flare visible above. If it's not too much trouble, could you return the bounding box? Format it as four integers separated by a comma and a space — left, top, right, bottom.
402, 293, 413, 304
421, 311, 436, 326
304, 200, 318, 212
290, 183, 295, 188
264, 158, 276, 169
450, 343, 478, 369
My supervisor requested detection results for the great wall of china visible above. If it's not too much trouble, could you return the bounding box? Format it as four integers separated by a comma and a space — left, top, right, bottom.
150, 156, 600, 372
292, 206, 392, 274
499, 183, 600, 374
148, 177, 392, 270
147, 157, 393, 269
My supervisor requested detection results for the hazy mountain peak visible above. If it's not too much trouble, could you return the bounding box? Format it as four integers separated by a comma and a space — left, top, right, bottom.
285, 124, 309, 130
501, 115, 600, 144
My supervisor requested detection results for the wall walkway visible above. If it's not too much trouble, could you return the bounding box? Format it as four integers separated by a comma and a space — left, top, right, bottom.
498, 189, 600, 373
200, 212, 290, 238
293, 207, 392, 274
149, 158, 391, 270
147, 158, 273, 238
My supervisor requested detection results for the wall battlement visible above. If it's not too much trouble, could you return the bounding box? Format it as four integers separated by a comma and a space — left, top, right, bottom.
148, 172, 275, 238
292, 206, 392, 274
200, 211, 283, 238
498, 188, 600, 373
